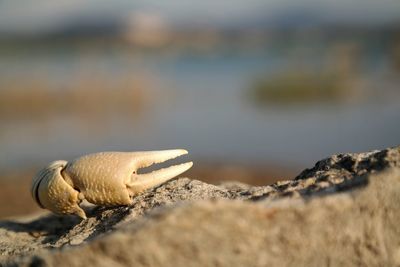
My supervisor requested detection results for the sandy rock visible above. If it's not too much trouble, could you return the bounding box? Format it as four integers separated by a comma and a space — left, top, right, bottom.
1, 146, 400, 266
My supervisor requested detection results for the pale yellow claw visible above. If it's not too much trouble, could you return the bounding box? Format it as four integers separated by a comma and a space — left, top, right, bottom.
128, 162, 193, 194
31, 149, 193, 219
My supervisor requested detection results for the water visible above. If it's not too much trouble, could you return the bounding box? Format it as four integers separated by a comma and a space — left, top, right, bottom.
1, 45, 399, 171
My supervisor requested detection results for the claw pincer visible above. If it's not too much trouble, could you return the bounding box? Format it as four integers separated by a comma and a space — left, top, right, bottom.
31, 150, 193, 219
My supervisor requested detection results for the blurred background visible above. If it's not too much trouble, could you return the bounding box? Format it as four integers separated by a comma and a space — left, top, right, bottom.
0, 0, 399, 218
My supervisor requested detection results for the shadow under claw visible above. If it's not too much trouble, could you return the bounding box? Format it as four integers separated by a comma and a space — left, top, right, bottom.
0, 214, 81, 235
51, 205, 133, 248
0, 213, 81, 244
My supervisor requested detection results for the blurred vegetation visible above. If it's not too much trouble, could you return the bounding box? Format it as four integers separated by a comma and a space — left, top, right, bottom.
0, 73, 148, 121
248, 39, 370, 105
250, 71, 347, 105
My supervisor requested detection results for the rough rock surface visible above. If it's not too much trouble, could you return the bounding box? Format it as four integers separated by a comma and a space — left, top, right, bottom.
1, 146, 400, 266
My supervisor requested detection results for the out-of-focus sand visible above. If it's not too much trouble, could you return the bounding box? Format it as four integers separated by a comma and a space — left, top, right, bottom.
0, 163, 297, 219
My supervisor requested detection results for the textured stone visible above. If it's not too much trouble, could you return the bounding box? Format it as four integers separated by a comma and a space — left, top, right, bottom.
1, 146, 400, 266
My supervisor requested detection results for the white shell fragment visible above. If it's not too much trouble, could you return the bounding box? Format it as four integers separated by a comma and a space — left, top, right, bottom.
31, 149, 193, 219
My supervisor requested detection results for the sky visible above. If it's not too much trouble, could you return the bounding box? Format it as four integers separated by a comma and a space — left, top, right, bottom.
0, 0, 399, 35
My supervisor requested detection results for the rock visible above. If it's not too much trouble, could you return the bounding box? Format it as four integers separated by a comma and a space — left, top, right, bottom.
1, 146, 400, 266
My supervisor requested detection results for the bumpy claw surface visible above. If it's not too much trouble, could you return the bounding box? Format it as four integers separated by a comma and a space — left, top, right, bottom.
31, 149, 193, 219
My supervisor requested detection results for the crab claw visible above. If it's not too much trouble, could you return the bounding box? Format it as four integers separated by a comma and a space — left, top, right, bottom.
133, 149, 190, 168
127, 149, 193, 194
31, 149, 193, 219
